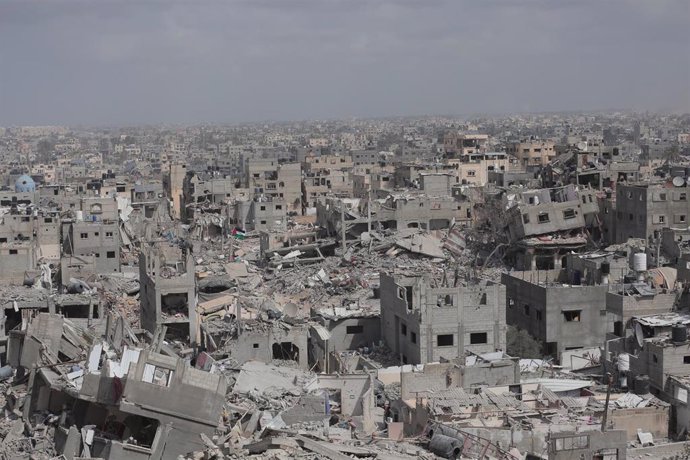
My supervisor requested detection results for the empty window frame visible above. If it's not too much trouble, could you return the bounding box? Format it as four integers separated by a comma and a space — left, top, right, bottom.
554, 435, 589, 451
563, 310, 582, 322
438, 294, 454, 307
142, 364, 173, 387
437, 334, 454, 347
537, 212, 550, 223
562, 209, 576, 220
470, 332, 488, 344
346, 325, 364, 334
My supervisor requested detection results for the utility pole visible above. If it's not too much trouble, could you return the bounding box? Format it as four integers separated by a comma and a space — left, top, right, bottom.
367, 184, 372, 235
340, 203, 346, 254
601, 372, 613, 432
655, 230, 661, 268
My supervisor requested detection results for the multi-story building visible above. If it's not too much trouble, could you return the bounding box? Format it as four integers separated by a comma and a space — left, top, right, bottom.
502, 268, 609, 358
302, 169, 352, 210
443, 133, 488, 157
505, 184, 600, 243
232, 198, 288, 232
245, 159, 302, 211
447, 152, 517, 185
380, 272, 506, 365
615, 182, 690, 243
62, 219, 121, 274
506, 139, 556, 167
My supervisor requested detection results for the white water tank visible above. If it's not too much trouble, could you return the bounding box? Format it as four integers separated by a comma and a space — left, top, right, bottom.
632, 253, 647, 272
617, 353, 630, 372
75, 210, 84, 222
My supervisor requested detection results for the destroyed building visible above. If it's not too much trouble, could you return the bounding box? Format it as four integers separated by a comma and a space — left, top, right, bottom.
139, 244, 198, 346
11, 312, 226, 460
506, 138, 556, 167
62, 218, 121, 275
380, 273, 506, 364
0, 210, 60, 283
245, 159, 302, 211
502, 254, 617, 359
443, 132, 489, 157
603, 312, 690, 438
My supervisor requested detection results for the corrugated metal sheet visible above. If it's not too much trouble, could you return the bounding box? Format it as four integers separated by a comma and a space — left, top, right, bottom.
521, 378, 594, 393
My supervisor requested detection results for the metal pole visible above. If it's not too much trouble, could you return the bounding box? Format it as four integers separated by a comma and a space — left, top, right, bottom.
601, 372, 613, 431
367, 185, 372, 234
341, 203, 346, 253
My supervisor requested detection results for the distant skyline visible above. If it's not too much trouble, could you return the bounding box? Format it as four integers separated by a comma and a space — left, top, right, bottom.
1, 0, 688, 126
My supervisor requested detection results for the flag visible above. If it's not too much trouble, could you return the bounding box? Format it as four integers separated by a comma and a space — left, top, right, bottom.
232, 227, 246, 240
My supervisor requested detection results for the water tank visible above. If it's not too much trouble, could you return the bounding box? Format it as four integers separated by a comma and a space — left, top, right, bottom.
428, 434, 461, 459
672, 324, 688, 343
75, 210, 84, 222
14, 174, 36, 193
428, 424, 463, 440
617, 353, 630, 372
632, 253, 647, 272
634, 375, 650, 395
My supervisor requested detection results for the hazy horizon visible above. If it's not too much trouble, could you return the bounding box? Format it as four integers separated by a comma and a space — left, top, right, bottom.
1, 0, 688, 126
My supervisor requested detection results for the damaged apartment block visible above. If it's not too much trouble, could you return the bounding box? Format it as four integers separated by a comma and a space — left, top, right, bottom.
139, 244, 198, 346
380, 272, 506, 364
13, 312, 226, 460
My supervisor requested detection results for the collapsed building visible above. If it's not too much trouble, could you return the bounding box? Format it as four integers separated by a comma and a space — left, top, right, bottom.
139, 244, 198, 346
7, 312, 226, 460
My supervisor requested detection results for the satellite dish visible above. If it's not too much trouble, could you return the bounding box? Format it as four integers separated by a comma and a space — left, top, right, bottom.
634, 321, 644, 347
672, 176, 685, 187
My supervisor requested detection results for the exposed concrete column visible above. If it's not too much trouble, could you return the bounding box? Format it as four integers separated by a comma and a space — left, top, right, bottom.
426, 324, 434, 364
528, 249, 537, 271
553, 251, 562, 269
457, 294, 464, 357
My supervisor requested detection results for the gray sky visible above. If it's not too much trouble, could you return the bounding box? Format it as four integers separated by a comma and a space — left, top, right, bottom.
0, 0, 688, 125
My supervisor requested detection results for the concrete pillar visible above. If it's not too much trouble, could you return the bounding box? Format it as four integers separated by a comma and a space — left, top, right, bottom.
528, 249, 537, 271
